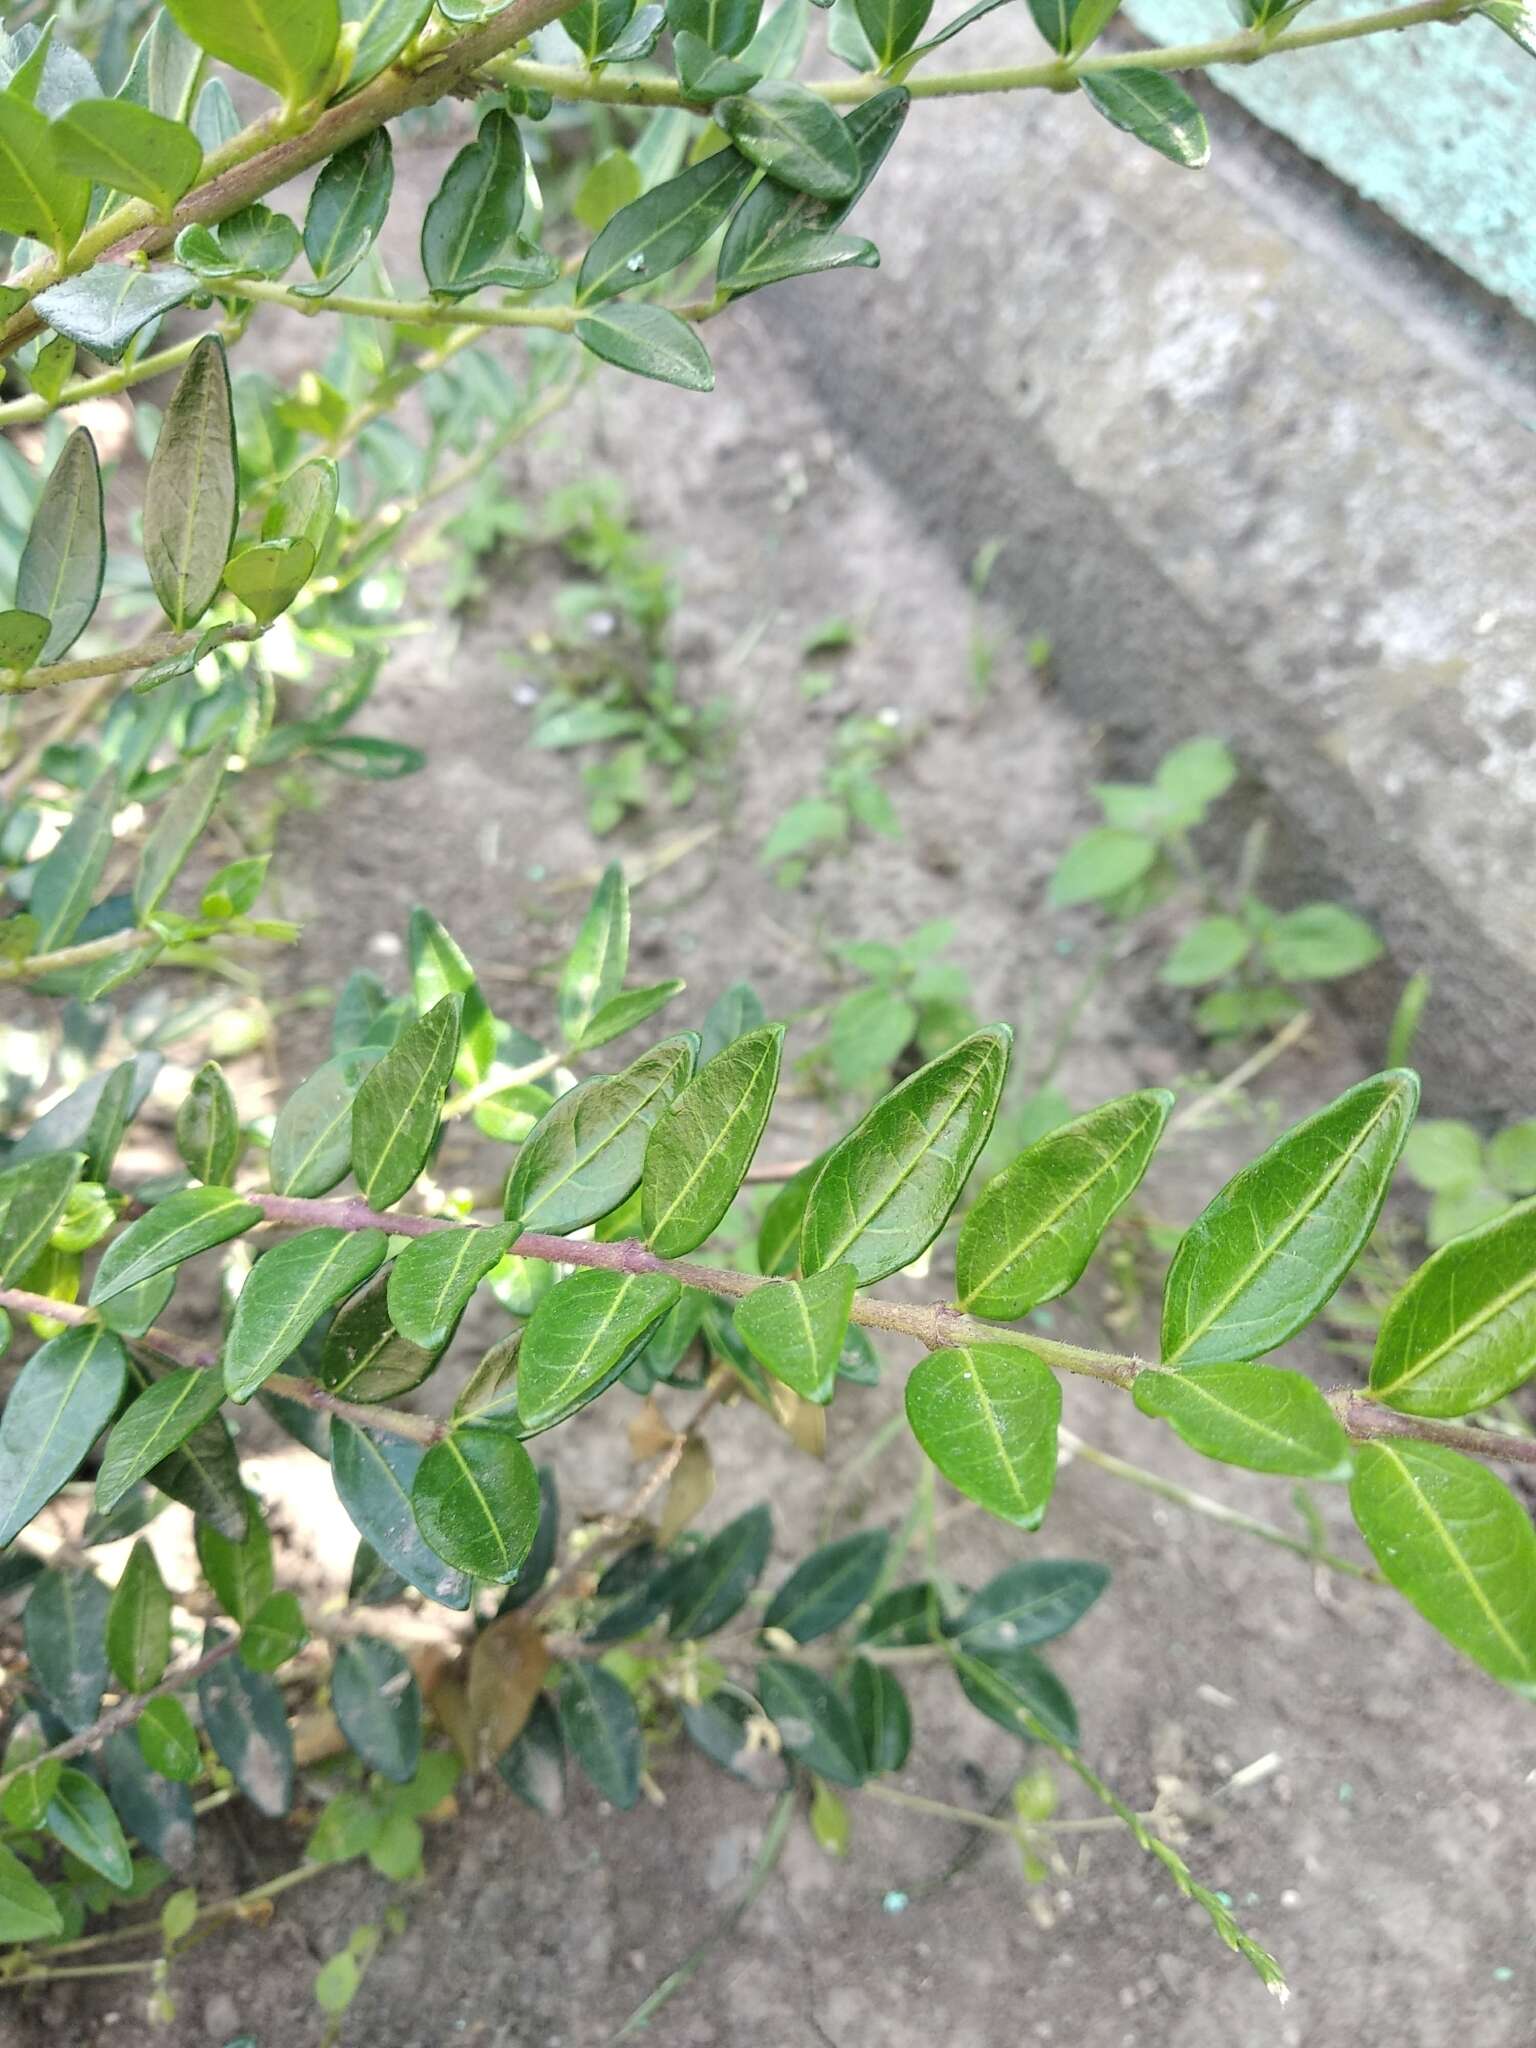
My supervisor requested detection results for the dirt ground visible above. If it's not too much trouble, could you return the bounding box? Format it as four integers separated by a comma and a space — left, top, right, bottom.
11, 202, 1536, 2048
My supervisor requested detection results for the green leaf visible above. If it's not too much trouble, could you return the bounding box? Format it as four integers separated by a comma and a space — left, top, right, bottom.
852, 0, 931, 66
30, 768, 117, 951
1262, 904, 1382, 983
667, 0, 762, 52
134, 742, 228, 918
351, 994, 460, 1209
176, 1062, 240, 1186
46, 1767, 132, 1889
320, 1273, 438, 1401
802, 1026, 1010, 1285
408, 907, 494, 1088
2, 1762, 60, 1831
642, 1024, 784, 1256
576, 302, 715, 392
224, 1227, 388, 1400
576, 149, 754, 306
143, 336, 238, 631
673, 33, 761, 98
950, 1559, 1108, 1652
559, 862, 630, 1045
176, 206, 301, 280
0, 1149, 86, 1287
0, 1322, 125, 1545
0, 1843, 64, 1943
147, 1400, 249, 1542
1161, 1070, 1419, 1366
698, 981, 766, 1063
262, 458, 339, 554
413, 1425, 541, 1583
734, 1264, 855, 1404
905, 1342, 1060, 1529
1048, 827, 1156, 907
574, 146, 644, 234
1079, 70, 1209, 170
196, 1492, 274, 1621
497, 1695, 565, 1811
756, 1155, 818, 1277
1134, 1361, 1352, 1478
270, 1046, 382, 1198
954, 1645, 1077, 1746
957, 1088, 1172, 1317
1488, 1122, 1536, 1197
668, 1502, 773, 1637
300, 128, 392, 295
16, 426, 104, 663
558, 1662, 643, 1809
0, 90, 88, 253
762, 1529, 886, 1642
756, 1658, 865, 1784
34, 261, 199, 361
26, 1567, 110, 1730
563, 0, 639, 58
340, 0, 434, 92
849, 1656, 910, 1772
575, 980, 687, 1054
329, 1419, 472, 1608
1160, 915, 1251, 989
331, 1636, 422, 1783
420, 109, 555, 298
163, 0, 340, 105
716, 82, 859, 200
518, 1269, 681, 1431
223, 538, 315, 624
0, 610, 49, 671
51, 98, 203, 211
240, 1589, 307, 1669
106, 1539, 172, 1691
137, 1695, 202, 1782
505, 1036, 695, 1236
198, 1627, 295, 1816
1350, 1443, 1536, 1696
386, 1223, 517, 1352
1369, 1198, 1536, 1418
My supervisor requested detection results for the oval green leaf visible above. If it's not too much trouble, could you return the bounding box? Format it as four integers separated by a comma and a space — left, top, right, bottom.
329, 1418, 472, 1608
642, 1024, 784, 1257
92, 1187, 261, 1307
224, 1227, 387, 1401
1370, 1197, 1536, 1418
386, 1223, 517, 1353
412, 1425, 541, 1584
575, 303, 715, 393
198, 1628, 294, 1817
905, 1341, 1059, 1529
331, 1635, 422, 1783
350, 994, 460, 1210
577, 149, 754, 306
16, 426, 104, 663
0, 1321, 124, 1545
504, 1036, 696, 1237
105, 1539, 172, 1692
734, 1263, 856, 1404
762, 1528, 887, 1643
716, 82, 860, 199
142, 335, 238, 630
51, 98, 203, 212
755, 1657, 865, 1785
518, 1269, 681, 1432
1133, 1361, 1353, 1479
270, 1046, 382, 1198
558, 1662, 643, 1809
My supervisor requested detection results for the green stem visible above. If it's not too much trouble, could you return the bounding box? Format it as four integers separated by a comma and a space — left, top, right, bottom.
0, 925, 159, 984
233, 277, 579, 333
0, 624, 263, 701
0, 318, 247, 429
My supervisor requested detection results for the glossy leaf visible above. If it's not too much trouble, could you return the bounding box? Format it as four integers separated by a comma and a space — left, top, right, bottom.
224, 1227, 388, 1401
270, 1046, 381, 1198
176, 1061, 240, 1186
518, 1269, 681, 1431
576, 149, 754, 306
51, 98, 202, 210
957, 1089, 1172, 1317
852, 0, 931, 64
667, 0, 762, 51
92, 1187, 260, 1306
762, 1528, 886, 1642
148, 1402, 249, 1542
321, 1273, 439, 1402
954, 1645, 1078, 1746
199, 1628, 295, 1816
673, 32, 761, 97
734, 1263, 856, 1404
96, 1368, 227, 1514
1350, 1443, 1536, 1695
0, 1322, 125, 1545
137, 1694, 202, 1782
1370, 1198, 1536, 1418
163, 0, 340, 105
341, 0, 435, 91
331, 1636, 422, 1783
196, 1493, 274, 1622
643, 1024, 784, 1256
1080, 69, 1209, 169
329, 1419, 472, 1608
16, 426, 104, 663
950, 1559, 1108, 1652
558, 1662, 643, 1809
351, 995, 460, 1209
135, 741, 228, 918
301, 129, 392, 295
26, 1568, 110, 1730
504, 1036, 695, 1236
106, 1540, 172, 1692
1134, 1362, 1352, 1479
756, 1658, 865, 1784
33, 261, 199, 361
905, 1342, 1060, 1529
1162, 1071, 1419, 1366
576, 302, 714, 392
387, 1223, 517, 1352
420, 110, 555, 297
143, 337, 238, 631
716, 83, 860, 199
668, 1503, 773, 1637
46, 1767, 131, 1888
408, 907, 495, 1088
0, 1149, 85, 1285
849, 1655, 910, 1772
412, 1425, 541, 1583
575, 980, 687, 1053
30, 769, 117, 952
803, 1026, 1010, 1284
559, 862, 629, 1044
262, 457, 339, 554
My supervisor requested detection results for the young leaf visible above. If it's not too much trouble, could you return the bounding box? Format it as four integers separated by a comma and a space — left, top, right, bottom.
262, 457, 338, 554
0, 1322, 126, 1545
733, 1263, 856, 1404
134, 742, 228, 918
46, 1767, 132, 1888
143, 336, 238, 630
408, 907, 495, 1088
240, 1589, 306, 1670
329, 1419, 472, 1608
667, 1502, 773, 1637
137, 1694, 201, 1782
852, 0, 932, 66
905, 1342, 1060, 1529
387, 1223, 517, 1352
849, 1656, 910, 1772
950, 1559, 1109, 1652
756, 1658, 865, 1784
223, 1227, 388, 1400
26, 1568, 111, 1730
576, 303, 715, 392
558, 1663, 643, 1809
1080, 71, 1209, 170
412, 1426, 541, 1583
518, 1269, 681, 1431
504, 1036, 695, 1236
761, 1528, 887, 1642
1262, 904, 1382, 983
1161, 1070, 1419, 1366
270, 1046, 382, 1198
559, 862, 630, 1043
642, 1024, 784, 1256
1160, 915, 1251, 988
29, 768, 117, 952
331, 1636, 422, 1783
162, 0, 340, 106
420, 110, 555, 297
576, 150, 754, 306
1369, 1198, 1536, 1418
1350, 1443, 1536, 1695
106, 1539, 172, 1692
0, 610, 49, 671
198, 1628, 295, 1816
574, 980, 687, 1053
196, 1493, 274, 1622
350, 994, 460, 1209
954, 1645, 1077, 1747
16, 426, 104, 663
956, 1088, 1172, 1317
1133, 1362, 1352, 1479
1048, 826, 1156, 906
300, 128, 392, 295
802, 1026, 1010, 1285
91, 1187, 262, 1306
176, 1062, 240, 1187
50, 98, 203, 211
716, 83, 860, 199
673, 32, 762, 98
223, 537, 315, 624
0, 1149, 87, 1287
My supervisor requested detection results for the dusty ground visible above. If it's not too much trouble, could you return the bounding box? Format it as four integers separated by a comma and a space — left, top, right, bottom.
10, 193, 1536, 2048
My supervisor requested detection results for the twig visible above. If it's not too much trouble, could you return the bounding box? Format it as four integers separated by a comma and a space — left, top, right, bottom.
1166, 1009, 1315, 1137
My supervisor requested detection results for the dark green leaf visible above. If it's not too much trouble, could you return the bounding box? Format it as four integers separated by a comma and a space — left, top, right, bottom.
350, 994, 460, 1209
558, 1662, 643, 1809
30, 769, 118, 952
1080, 70, 1209, 170
148, 1403, 248, 1542
136, 1694, 202, 1782
51, 98, 202, 210
576, 150, 754, 306
331, 1636, 422, 1782
321, 1272, 438, 1402
497, 1694, 566, 1812
575, 302, 714, 392
698, 981, 766, 1063
349, 1538, 408, 1607
106, 1539, 171, 1691
1161, 1070, 1419, 1366
26, 1567, 110, 1731
143, 337, 238, 630
95, 1368, 226, 1515
849, 1655, 909, 1771
954, 1645, 1078, 1746
802, 1026, 1010, 1284
270, 1046, 382, 1198
957, 1089, 1172, 1317
852, 0, 931, 65
0, 1150, 85, 1285
33, 262, 199, 361
420, 109, 555, 298
564, 0, 638, 59
176, 1062, 240, 1186
734, 1263, 855, 1403
762, 1529, 886, 1642
198, 1627, 294, 1816
329, 1419, 472, 1608
46, 1767, 131, 1888
682, 1689, 785, 1785
643, 1024, 784, 1256
386, 1223, 516, 1352
0, 1844, 64, 1943
673, 32, 761, 98
92, 1187, 261, 1306
756, 1657, 864, 1784
756, 1154, 819, 1277
134, 742, 228, 918
16, 426, 104, 663
340, 0, 435, 92
905, 1342, 1060, 1529
716, 83, 859, 199
559, 862, 629, 1044
518, 1269, 680, 1431
104, 1730, 195, 1870
1134, 1362, 1353, 1479
667, 0, 762, 52
717, 87, 905, 290
196, 1492, 274, 1622
412, 1425, 541, 1583
668, 1502, 772, 1637
162, 0, 340, 105
0, 1322, 124, 1544
504, 1036, 695, 1236
1370, 1198, 1536, 1418
300, 128, 392, 295
950, 1559, 1108, 1652
497, 1465, 559, 1611
224, 1227, 387, 1401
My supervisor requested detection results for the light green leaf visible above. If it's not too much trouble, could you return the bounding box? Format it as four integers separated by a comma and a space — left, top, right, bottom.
0, 1844, 64, 1943
270, 1046, 381, 1198
672, 32, 761, 98
340, 0, 435, 91
1133, 1361, 1352, 1478
642, 1024, 784, 1257
576, 149, 754, 306
143, 336, 238, 631
716, 82, 859, 200
1369, 1198, 1536, 1418
350, 994, 460, 1209
734, 1264, 856, 1404
1401, 1118, 1482, 1194
240, 1588, 307, 1669
1161, 1070, 1419, 1366
420, 109, 555, 298
1048, 827, 1156, 907
1262, 903, 1382, 983
262, 458, 338, 554
957, 1088, 1171, 1317
196, 1492, 273, 1621
1350, 1442, 1536, 1695
386, 1222, 517, 1352
223, 537, 315, 624
1079, 70, 1209, 170
224, 1227, 388, 1400
0, 610, 49, 671
16, 426, 104, 663
91, 1187, 262, 1306
408, 907, 494, 1089
329, 1419, 472, 1608
50, 98, 202, 211
762, 1529, 887, 1642
46, 1767, 131, 1888
95, 1368, 228, 1514
137, 1694, 201, 1781
504, 1035, 696, 1236
0, 90, 88, 253
559, 862, 630, 1045
802, 1026, 1010, 1285
106, 1539, 172, 1691
30, 768, 118, 952
575, 980, 687, 1053
574, 147, 643, 234
905, 1341, 1060, 1529
558, 1662, 642, 1809
134, 743, 228, 918
176, 1062, 240, 1187
518, 1268, 681, 1431
163, 0, 340, 105
1160, 915, 1251, 989
412, 1425, 541, 1583
0, 1149, 86, 1286
0, 1322, 126, 1545
852, 0, 932, 66
576, 302, 715, 392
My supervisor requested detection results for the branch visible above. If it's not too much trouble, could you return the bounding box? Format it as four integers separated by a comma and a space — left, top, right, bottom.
0, 926, 159, 986
233, 277, 578, 333
0, 321, 244, 430
0, 624, 262, 701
